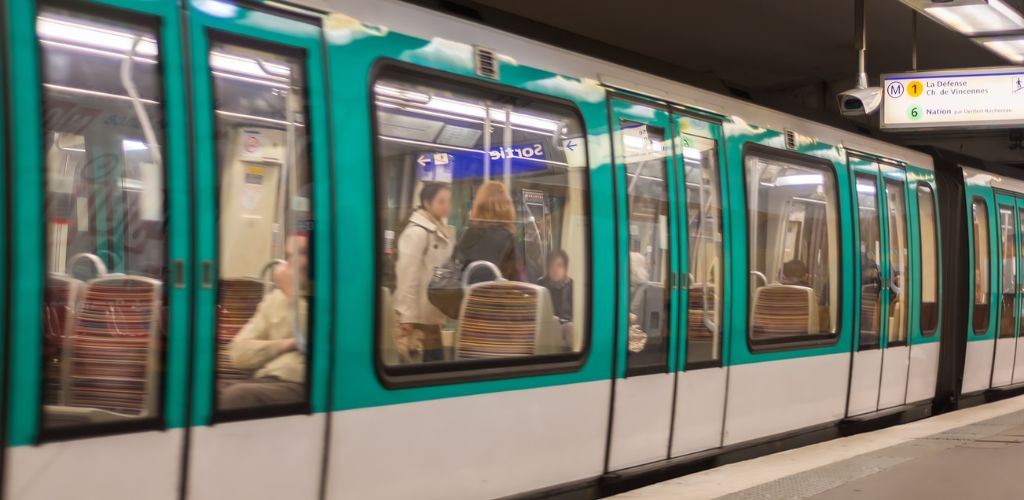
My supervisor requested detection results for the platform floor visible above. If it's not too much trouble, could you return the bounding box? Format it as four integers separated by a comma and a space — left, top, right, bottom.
612, 395, 1024, 499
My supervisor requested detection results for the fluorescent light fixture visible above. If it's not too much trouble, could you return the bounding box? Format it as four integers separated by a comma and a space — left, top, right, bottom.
37, 16, 158, 56
373, 84, 561, 132
209, 52, 290, 79
122, 140, 149, 152
856, 183, 877, 194
775, 174, 823, 187
683, 147, 704, 161
924, 0, 1024, 35
979, 35, 1024, 62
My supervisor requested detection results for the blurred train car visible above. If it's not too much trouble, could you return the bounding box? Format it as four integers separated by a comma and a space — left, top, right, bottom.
0, 0, 1021, 499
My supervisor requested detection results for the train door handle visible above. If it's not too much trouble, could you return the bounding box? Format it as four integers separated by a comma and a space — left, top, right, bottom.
172, 260, 185, 289
201, 260, 214, 289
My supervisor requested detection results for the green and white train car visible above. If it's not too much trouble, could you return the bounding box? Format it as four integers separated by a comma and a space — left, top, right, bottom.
0, 0, 1016, 499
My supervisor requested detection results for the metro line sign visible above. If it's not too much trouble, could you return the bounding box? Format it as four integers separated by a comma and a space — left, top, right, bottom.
881, 67, 1024, 130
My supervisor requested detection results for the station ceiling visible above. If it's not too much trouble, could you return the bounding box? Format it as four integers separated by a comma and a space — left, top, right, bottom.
406, 0, 1024, 166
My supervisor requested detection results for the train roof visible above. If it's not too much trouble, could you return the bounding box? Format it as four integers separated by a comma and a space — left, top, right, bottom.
288, 0, 934, 171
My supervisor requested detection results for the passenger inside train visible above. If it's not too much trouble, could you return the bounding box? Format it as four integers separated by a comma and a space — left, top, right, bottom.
374, 67, 590, 365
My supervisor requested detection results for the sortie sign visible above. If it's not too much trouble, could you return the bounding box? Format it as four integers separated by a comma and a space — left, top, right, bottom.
881, 67, 1024, 130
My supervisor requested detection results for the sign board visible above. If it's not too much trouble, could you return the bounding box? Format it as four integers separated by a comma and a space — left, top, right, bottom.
881, 67, 1024, 130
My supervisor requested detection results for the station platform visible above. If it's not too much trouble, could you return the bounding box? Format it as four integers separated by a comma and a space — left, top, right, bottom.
612, 395, 1024, 499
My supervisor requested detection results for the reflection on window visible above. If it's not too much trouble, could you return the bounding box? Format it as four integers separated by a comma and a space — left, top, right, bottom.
373, 69, 589, 372
38, 10, 166, 430
999, 206, 1017, 339
746, 152, 839, 348
973, 198, 991, 334
917, 185, 939, 336
211, 42, 312, 412
681, 133, 722, 366
621, 117, 671, 373
885, 179, 908, 346
856, 174, 882, 349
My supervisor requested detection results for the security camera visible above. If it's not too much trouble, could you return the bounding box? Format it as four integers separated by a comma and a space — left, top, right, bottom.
837, 86, 882, 117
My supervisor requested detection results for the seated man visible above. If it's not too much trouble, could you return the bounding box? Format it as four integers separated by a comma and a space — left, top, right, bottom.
780, 259, 810, 287
536, 250, 573, 350
220, 235, 308, 410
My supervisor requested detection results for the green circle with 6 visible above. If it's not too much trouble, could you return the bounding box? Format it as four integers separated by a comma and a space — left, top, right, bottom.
907, 104, 923, 121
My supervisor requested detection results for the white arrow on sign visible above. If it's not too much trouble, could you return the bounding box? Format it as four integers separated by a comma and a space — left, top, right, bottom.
416, 154, 430, 166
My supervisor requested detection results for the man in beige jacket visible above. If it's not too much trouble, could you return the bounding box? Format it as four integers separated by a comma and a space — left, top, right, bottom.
220, 235, 309, 410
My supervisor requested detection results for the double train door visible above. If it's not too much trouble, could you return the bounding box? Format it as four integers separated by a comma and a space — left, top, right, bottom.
185, 3, 331, 500
606, 95, 729, 469
4, 1, 192, 499
992, 192, 1021, 388
847, 157, 912, 415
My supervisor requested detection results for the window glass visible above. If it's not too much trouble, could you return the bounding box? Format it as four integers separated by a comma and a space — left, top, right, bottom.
885, 179, 908, 345
856, 174, 882, 349
973, 198, 991, 334
917, 185, 939, 335
681, 133, 723, 366
621, 117, 671, 372
373, 69, 589, 370
999, 205, 1017, 339
38, 10, 167, 429
211, 42, 312, 411
746, 153, 839, 348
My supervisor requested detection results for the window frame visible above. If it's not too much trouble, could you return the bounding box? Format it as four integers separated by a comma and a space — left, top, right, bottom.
35, 4, 171, 442
883, 177, 910, 348
971, 196, 993, 336
206, 30, 315, 423
916, 183, 941, 338
675, 114, 727, 370
853, 171, 883, 351
742, 143, 843, 353
369, 60, 594, 389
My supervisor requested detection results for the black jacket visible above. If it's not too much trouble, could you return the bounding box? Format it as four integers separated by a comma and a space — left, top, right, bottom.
456, 223, 522, 284
536, 276, 573, 322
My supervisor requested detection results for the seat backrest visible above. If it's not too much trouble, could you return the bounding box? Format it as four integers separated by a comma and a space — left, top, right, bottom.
751, 284, 818, 340
687, 286, 713, 339
455, 281, 561, 359
65, 275, 162, 417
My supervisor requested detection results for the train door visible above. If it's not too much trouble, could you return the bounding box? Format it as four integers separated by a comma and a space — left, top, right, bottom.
4, 1, 192, 499
669, 113, 728, 457
991, 193, 1019, 387
961, 172, 998, 394
1014, 198, 1024, 384
607, 96, 682, 469
185, 2, 332, 499
847, 157, 911, 414
904, 176, 942, 404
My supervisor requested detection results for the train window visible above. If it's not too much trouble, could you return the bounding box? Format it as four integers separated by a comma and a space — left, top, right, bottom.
999, 205, 1017, 339
885, 180, 909, 346
855, 174, 882, 349
621, 118, 672, 373
973, 198, 991, 335
210, 41, 312, 412
745, 151, 839, 349
373, 67, 589, 374
681, 133, 723, 366
917, 185, 939, 336
38, 9, 167, 430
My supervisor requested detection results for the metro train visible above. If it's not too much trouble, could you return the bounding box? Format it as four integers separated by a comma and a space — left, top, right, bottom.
0, 0, 1021, 499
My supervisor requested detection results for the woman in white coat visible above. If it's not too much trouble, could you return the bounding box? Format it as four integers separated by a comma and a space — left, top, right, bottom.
394, 183, 453, 362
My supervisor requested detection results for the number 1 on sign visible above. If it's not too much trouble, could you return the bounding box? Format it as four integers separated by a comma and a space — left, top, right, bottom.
908, 80, 923, 97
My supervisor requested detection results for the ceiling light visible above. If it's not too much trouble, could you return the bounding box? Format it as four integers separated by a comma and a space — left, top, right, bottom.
924, 0, 1024, 36
978, 35, 1024, 62
37, 16, 158, 56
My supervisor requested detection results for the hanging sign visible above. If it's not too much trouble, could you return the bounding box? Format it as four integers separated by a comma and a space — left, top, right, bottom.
881, 67, 1024, 130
